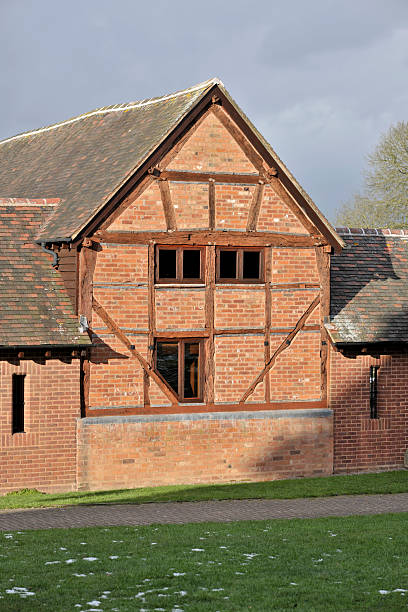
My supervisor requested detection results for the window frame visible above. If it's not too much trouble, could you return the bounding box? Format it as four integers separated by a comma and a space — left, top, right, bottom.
155, 245, 205, 284
155, 338, 204, 403
216, 247, 265, 283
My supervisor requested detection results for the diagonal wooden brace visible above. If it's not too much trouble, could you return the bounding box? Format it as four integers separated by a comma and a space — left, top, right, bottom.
92, 297, 178, 406
240, 295, 321, 403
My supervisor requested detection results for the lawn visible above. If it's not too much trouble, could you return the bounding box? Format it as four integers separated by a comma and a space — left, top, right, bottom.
1, 470, 407, 511
0, 513, 407, 611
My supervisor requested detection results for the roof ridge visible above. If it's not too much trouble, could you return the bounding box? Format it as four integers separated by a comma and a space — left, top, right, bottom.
0, 198, 60, 206
0, 78, 221, 147
335, 227, 408, 237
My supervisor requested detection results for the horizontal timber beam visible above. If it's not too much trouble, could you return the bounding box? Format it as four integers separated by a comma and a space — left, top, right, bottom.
86, 399, 328, 417
94, 230, 323, 248
150, 168, 273, 184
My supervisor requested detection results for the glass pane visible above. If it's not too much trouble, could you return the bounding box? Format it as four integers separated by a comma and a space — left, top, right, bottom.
219, 250, 237, 278
159, 249, 177, 279
243, 251, 260, 279
156, 342, 178, 394
184, 343, 200, 399
183, 250, 201, 279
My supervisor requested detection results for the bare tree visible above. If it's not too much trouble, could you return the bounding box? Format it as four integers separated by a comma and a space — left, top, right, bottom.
336, 121, 408, 228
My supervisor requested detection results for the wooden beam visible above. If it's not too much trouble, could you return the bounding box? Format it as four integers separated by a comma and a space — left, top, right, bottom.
246, 182, 265, 232
86, 399, 327, 418
154, 325, 320, 338
95, 230, 322, 248
208, 179, 215, 230
315, 246, 330, 403
211, 104, 270, 172
264, 247, 272, 402
144, 243, 157, 407
157, 169, 263, 184
78, 243, 97, 328
158, 179, 177, 231
240, 295, 321, 403
204, 246, 216, 403
92, 297, 178, 405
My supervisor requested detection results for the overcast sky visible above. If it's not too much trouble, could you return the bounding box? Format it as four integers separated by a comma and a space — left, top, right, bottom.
1, 0, 407, 222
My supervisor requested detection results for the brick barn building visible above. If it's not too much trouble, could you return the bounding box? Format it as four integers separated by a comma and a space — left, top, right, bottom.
0, 79, 407, 493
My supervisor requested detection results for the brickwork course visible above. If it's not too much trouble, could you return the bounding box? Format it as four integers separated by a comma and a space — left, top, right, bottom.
0, 79, 407, 494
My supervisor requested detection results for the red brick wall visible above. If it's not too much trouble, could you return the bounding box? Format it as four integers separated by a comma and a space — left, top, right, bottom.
77, 411, 333, 491
331, 351, 408, 472
0, 354, 81, 494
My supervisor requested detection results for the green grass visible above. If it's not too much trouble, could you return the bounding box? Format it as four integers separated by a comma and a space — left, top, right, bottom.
1, 470, 407, 511
0, 514, 407, 610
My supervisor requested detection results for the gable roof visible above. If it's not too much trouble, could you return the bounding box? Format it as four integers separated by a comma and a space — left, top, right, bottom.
0, 199, 91, 347
328, 228, 408, 345
0, 78, 343, 250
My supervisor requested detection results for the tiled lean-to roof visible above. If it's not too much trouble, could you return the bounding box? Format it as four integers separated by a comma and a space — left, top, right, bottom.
0, 80, 219, 242
328, 228, 408, 344
0, 200, 90, 347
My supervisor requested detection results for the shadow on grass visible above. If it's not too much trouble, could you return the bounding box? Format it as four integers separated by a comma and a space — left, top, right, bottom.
1, 470, 408, 511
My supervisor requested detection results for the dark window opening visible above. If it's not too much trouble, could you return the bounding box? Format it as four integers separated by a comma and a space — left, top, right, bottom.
219, 250, 237, 279
156, 247, 204, 283
243, 250, 260, 279
12, 374, 25, 434
156, 342, 178, 394
217, 248, 263, 283
158, 248, 177, 279
184, 342, 200, 399
156, 339, 202, 401
183, 249, 201, 279
369, 365, 379, 419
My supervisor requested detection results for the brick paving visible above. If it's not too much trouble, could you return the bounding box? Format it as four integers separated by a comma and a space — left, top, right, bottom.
0, 493, 407, 531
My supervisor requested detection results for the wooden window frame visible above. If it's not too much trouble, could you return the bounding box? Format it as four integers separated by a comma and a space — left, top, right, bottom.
155, 245, 205, 284
216, 247, 265, 283
155, 338, 204, 402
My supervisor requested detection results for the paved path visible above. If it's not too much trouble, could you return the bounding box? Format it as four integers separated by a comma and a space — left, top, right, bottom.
0, 493, 407, 531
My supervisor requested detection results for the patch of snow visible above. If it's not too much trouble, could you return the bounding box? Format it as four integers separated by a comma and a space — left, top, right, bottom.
73, 574, 87, 577
109, 556, 119, 560
6, 587, 35, 598
173, 572, 186, 576
65, 559, 76, 564
191, 548, 204, 552
45, 561, 61, 565
83, 557, 98, 561
379, 590, 390, 595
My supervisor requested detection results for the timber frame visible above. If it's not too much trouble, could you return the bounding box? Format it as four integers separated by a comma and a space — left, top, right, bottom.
72, 82, 341, 417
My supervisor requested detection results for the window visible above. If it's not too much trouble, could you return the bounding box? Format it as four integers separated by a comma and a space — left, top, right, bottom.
156, 246, 204, 283
216, 248, 264, 282
369, 365, 379, 419
156, 339, 203, 401
12, 374, 25, 433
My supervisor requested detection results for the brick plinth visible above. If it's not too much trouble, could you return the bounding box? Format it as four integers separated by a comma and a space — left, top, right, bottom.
77, 410, 333, 491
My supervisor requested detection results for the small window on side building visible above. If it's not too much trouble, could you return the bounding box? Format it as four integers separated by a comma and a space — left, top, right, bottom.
12, 374, 25, 434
